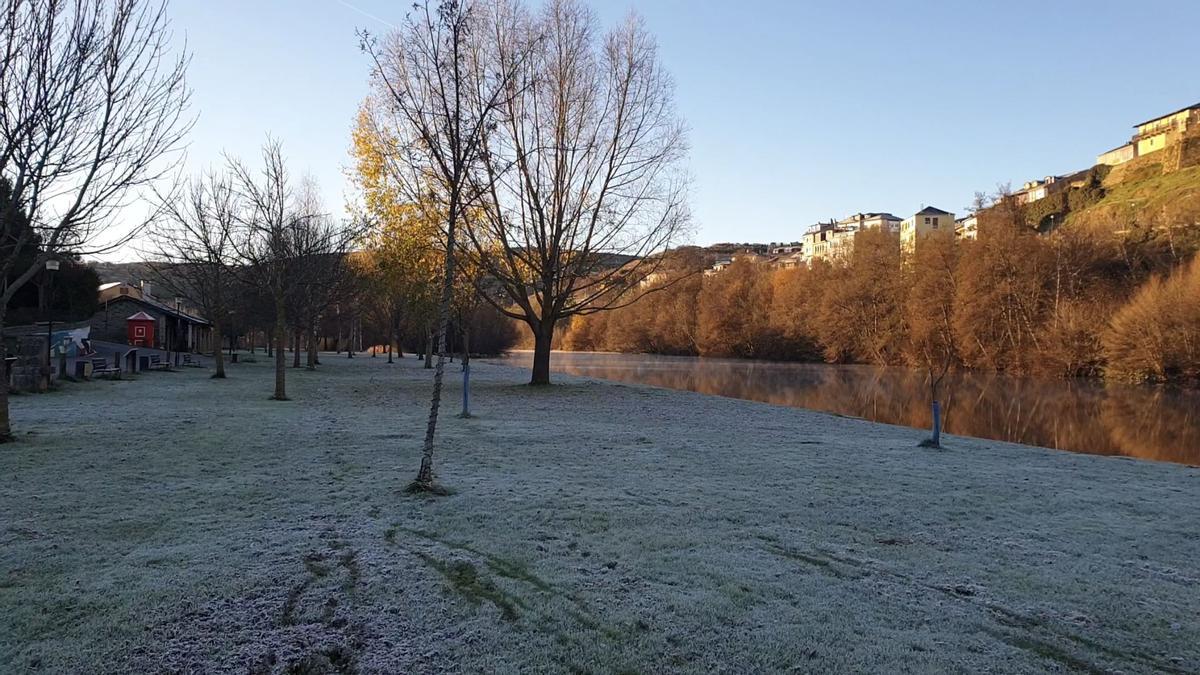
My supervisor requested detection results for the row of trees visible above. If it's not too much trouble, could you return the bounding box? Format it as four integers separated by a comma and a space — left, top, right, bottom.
146, 141, 359, 398
564, 198, 1200, 384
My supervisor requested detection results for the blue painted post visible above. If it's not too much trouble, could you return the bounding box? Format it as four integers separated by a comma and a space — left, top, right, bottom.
931, 399, 942, 448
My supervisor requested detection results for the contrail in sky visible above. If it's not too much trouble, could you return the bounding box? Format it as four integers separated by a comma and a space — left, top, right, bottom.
334, 0, 396, 29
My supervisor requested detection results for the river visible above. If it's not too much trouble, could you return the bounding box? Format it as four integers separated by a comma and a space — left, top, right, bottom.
494, 351, 1200, 465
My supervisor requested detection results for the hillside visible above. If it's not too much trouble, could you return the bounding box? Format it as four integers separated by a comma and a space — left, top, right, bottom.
1059, 128, 1200, 232
88, 261, 155, 285
1066, 162, 1200, 230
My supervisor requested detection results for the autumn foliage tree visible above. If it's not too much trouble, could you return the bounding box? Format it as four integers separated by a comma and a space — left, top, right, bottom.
697, 258, 775, 358
1104, 255, 1200, 383
349, 106, 442, 359
558, 198, 1200, 385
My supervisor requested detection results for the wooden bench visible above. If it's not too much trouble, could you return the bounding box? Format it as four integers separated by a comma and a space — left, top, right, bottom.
90, 357, 121, 379
147, 354, 169, 370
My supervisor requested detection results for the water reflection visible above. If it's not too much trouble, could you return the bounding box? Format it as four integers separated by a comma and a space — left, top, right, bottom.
495, 352, 1200, 465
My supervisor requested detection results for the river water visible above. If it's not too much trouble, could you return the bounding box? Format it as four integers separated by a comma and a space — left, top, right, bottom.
495, 351, 1200, 465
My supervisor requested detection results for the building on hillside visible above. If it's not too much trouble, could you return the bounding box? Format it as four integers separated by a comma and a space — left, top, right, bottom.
900, 206, 955, 255
91, 280, 213, 353
773, 251, 807, 270
1097, 143, 1136, 167
1012, 168, 1094, 205
1014, 176, 1060, 205
800, 212, 902, 265
1096, 102, 1200, 167
768, 242, 803, 255
705, 258, 733, 276
706, 242, 770, 256
955, 215, 978, 240
837, 212, 902, 233
1134, 103, 1200, 157
800, 220, 843, 264
637, 270, 667, 289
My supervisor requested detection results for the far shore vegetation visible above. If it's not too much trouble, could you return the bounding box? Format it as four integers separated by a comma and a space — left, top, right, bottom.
556, 168, 1200, 386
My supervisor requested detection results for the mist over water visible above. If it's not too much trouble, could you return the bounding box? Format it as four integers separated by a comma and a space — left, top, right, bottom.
496, 351, 1200, 465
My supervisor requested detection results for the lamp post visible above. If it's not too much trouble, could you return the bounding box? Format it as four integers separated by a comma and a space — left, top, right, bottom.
174, 296, 183, 366
43, 259, 60, 388
228, 309, 235, 358
334, 303, 341, 355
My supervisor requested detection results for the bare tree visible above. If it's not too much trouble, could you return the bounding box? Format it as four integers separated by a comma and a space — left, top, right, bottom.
361, 0, 528, 491
465, 0, 689, 385
228, 140, 297, 401
144, 173, 237, 378
287, 181, 361, 371
906, 232, 960, 448
0, 0, 191, 440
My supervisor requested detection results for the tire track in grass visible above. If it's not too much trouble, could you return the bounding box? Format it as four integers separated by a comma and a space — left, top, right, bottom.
275, 532, 365, 672
385, 526, 636, 651
757, 534, 1191, 674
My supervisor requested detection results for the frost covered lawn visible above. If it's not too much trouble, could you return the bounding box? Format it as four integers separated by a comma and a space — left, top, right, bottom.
2, 355, 1199, 673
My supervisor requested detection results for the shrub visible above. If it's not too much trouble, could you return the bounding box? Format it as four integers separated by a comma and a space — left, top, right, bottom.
1104, 255, 1200, 383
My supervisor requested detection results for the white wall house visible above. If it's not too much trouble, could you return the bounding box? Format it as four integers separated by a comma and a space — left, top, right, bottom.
900, 206, 955, 254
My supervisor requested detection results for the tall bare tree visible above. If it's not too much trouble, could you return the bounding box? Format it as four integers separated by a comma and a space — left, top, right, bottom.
361, 0, 528, 491
287, 180, 361, 371
466, 0, 689, 385
144, 173, 237, 378
0, 0, 191, 440
229, 140, 297, 401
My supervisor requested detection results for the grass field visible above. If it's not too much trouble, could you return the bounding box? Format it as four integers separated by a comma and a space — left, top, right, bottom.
2, 354, 1198, 673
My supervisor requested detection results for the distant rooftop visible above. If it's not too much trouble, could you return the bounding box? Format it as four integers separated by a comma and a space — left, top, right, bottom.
1133, 102, 1200, 128
914, 206, 952, 216
839, 212, 901, 222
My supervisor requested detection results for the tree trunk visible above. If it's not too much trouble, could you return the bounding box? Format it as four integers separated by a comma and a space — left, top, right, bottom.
212, 320, 226, 378
530, 320, 555, 385
387, 319, 394, 364
307, 325, 318, 370
930, 399, 942, 448
460, 327, 471, 418
272, 299, 287, 401
0, 318, 11, 442
423, 327, 433, 369
292, 328, 301, 368
416, 207, 459, 489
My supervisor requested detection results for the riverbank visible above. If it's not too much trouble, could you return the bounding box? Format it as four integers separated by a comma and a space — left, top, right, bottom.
2, 356, 1198, 672
500, 350, 1200, 465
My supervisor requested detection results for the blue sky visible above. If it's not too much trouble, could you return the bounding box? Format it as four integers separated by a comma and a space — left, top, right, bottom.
162, 0, 1200, 250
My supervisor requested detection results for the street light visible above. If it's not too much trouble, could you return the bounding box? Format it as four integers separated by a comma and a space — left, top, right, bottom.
174, 296, 183, 366
44, 259, 60, 388
227, 309, 236, 358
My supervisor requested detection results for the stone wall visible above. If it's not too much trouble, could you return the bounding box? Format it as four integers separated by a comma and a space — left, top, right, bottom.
1174, 130, 1200, 171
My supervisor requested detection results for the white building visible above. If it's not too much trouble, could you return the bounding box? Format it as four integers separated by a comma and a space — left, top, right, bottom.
836, 212, 902, 233
955, 215, 978, 240
900, 206, 955, 254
